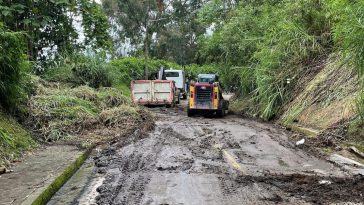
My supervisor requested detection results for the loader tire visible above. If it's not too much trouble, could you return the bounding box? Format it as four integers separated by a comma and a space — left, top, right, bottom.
216, 108, 225, 118
176, 96, 180, 104
187, 108, 195, 117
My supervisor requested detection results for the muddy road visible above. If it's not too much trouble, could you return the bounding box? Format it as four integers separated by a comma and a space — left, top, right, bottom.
85, 106, 363, 205
49, 106, 364, 205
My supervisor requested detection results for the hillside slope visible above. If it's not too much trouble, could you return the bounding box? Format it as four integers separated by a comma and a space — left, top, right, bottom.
280, 55, 360, 131
0, 111, 36, 167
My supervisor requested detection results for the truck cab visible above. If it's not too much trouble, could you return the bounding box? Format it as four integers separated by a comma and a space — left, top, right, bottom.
164, 70, 187, 99
187, 74, 229, 117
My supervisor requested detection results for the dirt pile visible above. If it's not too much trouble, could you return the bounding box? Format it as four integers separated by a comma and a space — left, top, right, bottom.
236, 174, 364, 204
26, 79, 154, 145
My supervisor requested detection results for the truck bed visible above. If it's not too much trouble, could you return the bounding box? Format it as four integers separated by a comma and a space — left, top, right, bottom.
131, 80, 174, 106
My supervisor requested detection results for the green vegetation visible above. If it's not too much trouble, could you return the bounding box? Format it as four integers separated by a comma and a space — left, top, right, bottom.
42, 53, 112, 88
194, 0, 364, 145
1, 0, 111, 61
0, 24, 32, 111
349, 90, 364, 146
330, 1, 364, 130
102, 0, 205, 64
357, 91, 364, 122
43, 55, 186, 96
197, 0, 330, 120
2, 0, 364, 166
184, 64, 219, 82
109, 57, 181, 93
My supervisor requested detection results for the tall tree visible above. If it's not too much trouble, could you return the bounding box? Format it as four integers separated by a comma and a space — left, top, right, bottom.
0, 0, 77, 61
0, 0, 111, 63
103, 0, 165, 78
150, 0, 206, 65
102, 0, 208, 67
80, 0, 112, 50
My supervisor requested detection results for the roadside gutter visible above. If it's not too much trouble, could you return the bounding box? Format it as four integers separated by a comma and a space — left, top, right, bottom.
30, 146, 94, 205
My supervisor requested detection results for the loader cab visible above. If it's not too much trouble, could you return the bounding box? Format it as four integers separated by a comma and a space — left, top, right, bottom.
197, 74, 219, 84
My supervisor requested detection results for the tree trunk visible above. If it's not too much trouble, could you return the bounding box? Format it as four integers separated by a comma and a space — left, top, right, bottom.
157, 0, 164, 15
144, 3, 151, 80
144, 27, 150, 80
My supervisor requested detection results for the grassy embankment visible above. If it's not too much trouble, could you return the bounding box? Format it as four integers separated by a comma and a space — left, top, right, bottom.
0, 111, 36, 167
206, 1, 364, 152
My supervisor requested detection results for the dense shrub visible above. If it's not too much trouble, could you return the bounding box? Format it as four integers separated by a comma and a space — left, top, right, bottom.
198, 0, 330, 120
184, 64, 220, 82
108, 57, 181, 92
108, 58, 224, 91
43, 55, 186, 96
43, 52, 112, 88
0, 24, 31, 111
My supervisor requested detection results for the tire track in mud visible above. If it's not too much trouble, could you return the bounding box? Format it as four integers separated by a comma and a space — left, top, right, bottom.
93, 107, 363, 205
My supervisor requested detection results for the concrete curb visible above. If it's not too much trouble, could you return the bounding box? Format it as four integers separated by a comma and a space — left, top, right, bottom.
328, 154, 364, 176
31, 146, 94, 205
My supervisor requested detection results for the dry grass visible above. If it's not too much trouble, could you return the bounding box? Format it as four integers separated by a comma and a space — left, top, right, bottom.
280, 54, 360, 130
26, 79, 153, 145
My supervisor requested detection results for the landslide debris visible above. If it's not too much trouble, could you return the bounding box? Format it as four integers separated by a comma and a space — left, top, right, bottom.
26, 79, 154, 145
236, 174, 364, 204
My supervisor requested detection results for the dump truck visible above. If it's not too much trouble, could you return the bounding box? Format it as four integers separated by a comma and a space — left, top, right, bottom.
164, 70, 187, 99
131, 68, 180, 107
131, 80, 180, 107
187, 74, 229, 117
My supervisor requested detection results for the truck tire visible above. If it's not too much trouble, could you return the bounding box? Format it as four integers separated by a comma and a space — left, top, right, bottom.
216, 108, 225, 118
187, 108, 195, 117
176, 96, 180, 104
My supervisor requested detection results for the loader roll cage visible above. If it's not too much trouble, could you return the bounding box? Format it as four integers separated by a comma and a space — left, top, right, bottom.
197, 74, 219, 84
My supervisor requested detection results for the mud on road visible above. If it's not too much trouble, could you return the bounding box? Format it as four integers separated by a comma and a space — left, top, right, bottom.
93, 107, 363, 205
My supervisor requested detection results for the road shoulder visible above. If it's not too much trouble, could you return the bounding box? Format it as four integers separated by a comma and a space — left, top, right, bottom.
0, 145, 88, 205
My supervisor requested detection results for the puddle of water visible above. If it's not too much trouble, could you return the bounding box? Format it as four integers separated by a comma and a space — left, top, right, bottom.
78, 175, 105, 205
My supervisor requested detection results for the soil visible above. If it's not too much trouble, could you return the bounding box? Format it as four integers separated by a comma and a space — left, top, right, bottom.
86, 104, 363, 205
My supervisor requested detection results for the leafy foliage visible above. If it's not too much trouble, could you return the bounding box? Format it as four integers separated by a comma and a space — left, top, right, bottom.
0, 24, 31, 110
109, 57, 181, 89
0, 0, 111, 62
43, 54, 185, 96
330, 1, 364, 78
184, 64, 218, 81
150, 0, 206, 65
102, 0, 206, 65
197, 0, 331, 120
327, 0, 364, 123
357, 90, 364, 122
79, 0, 112, 50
